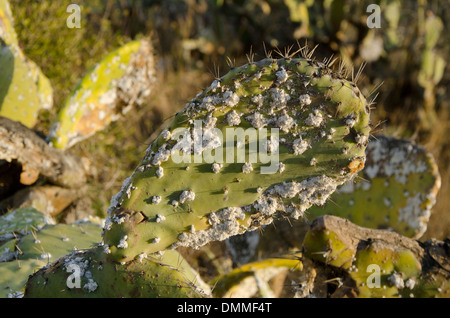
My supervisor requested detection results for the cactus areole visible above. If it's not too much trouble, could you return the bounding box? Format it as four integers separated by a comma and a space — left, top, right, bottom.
102, 57, 371, 263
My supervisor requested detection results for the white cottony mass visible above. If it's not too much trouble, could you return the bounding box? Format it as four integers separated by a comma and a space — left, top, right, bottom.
170, 120, 280, 174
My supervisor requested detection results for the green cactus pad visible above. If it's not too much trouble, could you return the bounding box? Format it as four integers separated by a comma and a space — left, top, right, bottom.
0, 238, 16, 262
0, 207, 54, 242
306, 135, 441, 238
211, 254, 303, 298
103, 56, 371, 263
302, 215, 450, 298
24, 248, 209, 298
0, 258, 44, 298
0, 1, 53, 128
0, 216, 103, 298
15, 218, 103, 262
47, 39, 155, 149
302, 223, 356, 269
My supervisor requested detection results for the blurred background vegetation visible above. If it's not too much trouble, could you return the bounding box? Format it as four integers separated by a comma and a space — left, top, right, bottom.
9, 0, 449, 240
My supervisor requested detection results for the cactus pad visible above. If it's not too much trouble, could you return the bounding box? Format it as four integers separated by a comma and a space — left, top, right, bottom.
47, 39, 155, 149
302, 215, 450, 298
0, 0, 53, 128
24, 248, 209, 298
0, 0, 18, 46
15, 218, 103, 262
306, 135, 441, 238
0, 207, 54, 242
0, 216, 103, 298
103, 56, 371, 263
0, 258, 45, 298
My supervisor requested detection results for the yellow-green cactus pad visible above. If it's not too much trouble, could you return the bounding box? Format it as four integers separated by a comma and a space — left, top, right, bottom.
349, 243, 422, 298
0, 40, 53, 128
0, 0, 53, 127
47, 39, 155, 149
103, 56, 371, 263
349, 239, 450, 298
418, 14, 445, 88
0, 0, 18, 46
306, 135, 441, 238
302, 215, 450, 298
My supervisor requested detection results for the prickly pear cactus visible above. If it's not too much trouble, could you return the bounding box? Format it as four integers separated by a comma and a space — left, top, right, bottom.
0, 0, 53, 128
47, 39, 155, 149
0, 216, 103, 298
102, 56, 371, 263
302, 215, 450, 298
24, 248, 209, 298
306, 135, 441, 238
